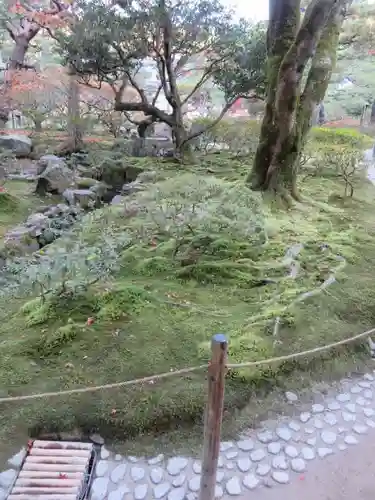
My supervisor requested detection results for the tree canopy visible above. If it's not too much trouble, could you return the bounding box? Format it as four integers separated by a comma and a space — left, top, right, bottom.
55, 0, 266, 155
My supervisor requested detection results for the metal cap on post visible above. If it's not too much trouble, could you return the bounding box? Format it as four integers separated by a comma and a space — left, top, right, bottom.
199, 334, 228, 500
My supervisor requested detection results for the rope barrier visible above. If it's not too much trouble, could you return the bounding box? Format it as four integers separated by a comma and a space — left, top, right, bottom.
0, 327, 374, 403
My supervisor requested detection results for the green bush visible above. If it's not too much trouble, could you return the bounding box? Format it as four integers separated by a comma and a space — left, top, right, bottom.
189, 118, 261, 155
311, 127, 373, 149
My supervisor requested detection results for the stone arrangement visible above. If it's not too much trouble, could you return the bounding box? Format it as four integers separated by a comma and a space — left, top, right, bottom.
2, 371, 375, 500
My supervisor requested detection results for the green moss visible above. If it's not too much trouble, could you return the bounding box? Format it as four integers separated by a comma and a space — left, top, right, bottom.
0, 146, 374, 443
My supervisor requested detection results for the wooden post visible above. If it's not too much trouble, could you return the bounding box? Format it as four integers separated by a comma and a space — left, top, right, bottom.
199, 333, 228, 500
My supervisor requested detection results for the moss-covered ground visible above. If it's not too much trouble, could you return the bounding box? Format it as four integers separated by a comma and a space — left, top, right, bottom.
0, 129, 375, 458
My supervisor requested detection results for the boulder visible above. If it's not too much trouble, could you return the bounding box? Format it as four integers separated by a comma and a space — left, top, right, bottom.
111, 195, 125, 205
122, 170, 157, 195
4, 225, 40, 255
36, 156, 75, 195
0, 134, 32, 157
63, 188, 96, 209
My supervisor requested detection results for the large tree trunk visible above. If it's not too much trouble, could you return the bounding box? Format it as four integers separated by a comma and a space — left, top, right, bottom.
0, 37, 30, 130
58, 66, 83, 154
248, 0, 350, 204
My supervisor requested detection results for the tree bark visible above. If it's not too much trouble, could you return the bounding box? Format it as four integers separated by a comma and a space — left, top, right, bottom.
248, 0, 350, 203
58, 65, 84, 154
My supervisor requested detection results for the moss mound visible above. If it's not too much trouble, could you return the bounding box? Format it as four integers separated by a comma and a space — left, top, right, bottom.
0, 151, 372, 442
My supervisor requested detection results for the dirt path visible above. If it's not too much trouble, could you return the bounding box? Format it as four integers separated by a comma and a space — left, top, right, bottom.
254, 430, 375, 500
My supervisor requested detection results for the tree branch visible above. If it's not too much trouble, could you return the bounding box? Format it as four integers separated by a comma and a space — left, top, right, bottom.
184, 97, 237, 144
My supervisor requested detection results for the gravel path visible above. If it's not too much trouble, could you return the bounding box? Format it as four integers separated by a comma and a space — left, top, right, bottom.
2, 369, 375, 500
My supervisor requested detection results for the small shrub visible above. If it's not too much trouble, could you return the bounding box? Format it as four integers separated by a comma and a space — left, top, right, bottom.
189, 118, 261, 156
311, 127, 373, 149
31, 323, 82, 357
97, 284, 151, 320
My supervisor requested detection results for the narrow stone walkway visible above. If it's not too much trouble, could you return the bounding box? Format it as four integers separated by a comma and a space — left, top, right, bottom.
2, 370, 375, 500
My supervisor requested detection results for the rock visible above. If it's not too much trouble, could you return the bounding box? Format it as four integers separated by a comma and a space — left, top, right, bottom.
338, 444, 347, 451
131, 466, 145, 481
285, 391, 298, 402
134, 484, 148, 500
268, 442, 281, 455
216, 471, 224, 483
151, 467, 164, 484
272, 455, 288, 470
300, 412, 311, 423
312, 403, 325, 414
154, 483, 171, 499
225, 477, 242, 495
342, 411, 356, 422
236, 439, 253, 452
345, 403, 356, 413
4, 225, 40, 254
215, 485, 224, 498
271, 471, 290, 484
219, 441, 234, 452
313, 418, 323, 429
321, 430, 337, 445
324, 413, 338, 426
76, 177, 99, 189
8, 448, 26, 468
36, 156, 74, 195
172, 474, 186, 487
364, 389, 373, 399
91, 477, 109, 500
356, 396, 366, 406
276, 427, 292, 442
256, 464, 271, 476
148, 454, 164, 465
301, 446, 315, 460
328, 401, 341, 411
168, 487, 186, 500
350, 385, 362, 394
100, 447, 110, 460
353, 424, 368, 434
257, 431, 273, 444
192, 462, 201, 474
166, 457, 189, 476
95, 460, 109, 477
285, 445, 299, 458
243, 474, 260, 490
366, 419, 375, 428
111, 195, 125, 205
90, 434, 104, 445
108, 485, 130, 500
0, 469, 16, 488
0, 134, 32, 157
337, 393, 351, 403
288, 421, 300, 432
359, 380, 371, 388
364, 373, 374, 381
63, 188, 96, 209
306, 437, 317, 446
291, 458, 306, 473
250, 449, 266, 462
237, 457, 251, 472
344, 435, 358, 445
111, 464, 127, 483
364, 408, 375, 417
317, 447, 333, 458
188, 476, 201, 492
226, 451, 238, 460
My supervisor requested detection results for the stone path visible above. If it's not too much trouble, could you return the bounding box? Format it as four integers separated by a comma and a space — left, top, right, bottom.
2, 370, 375, 500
